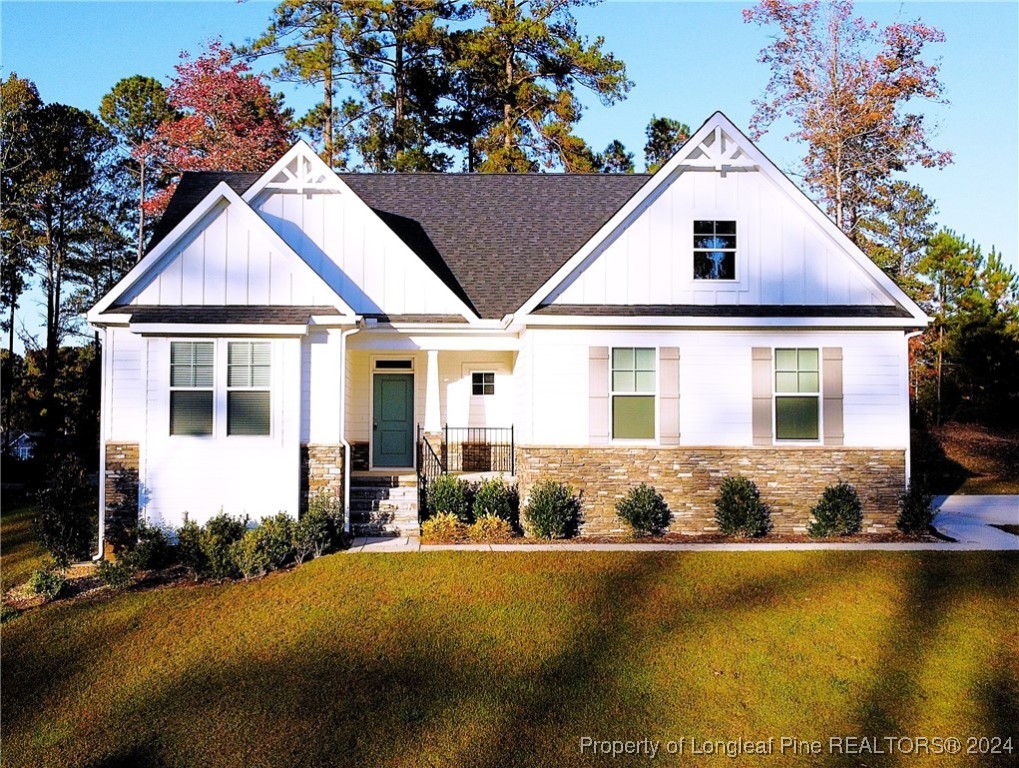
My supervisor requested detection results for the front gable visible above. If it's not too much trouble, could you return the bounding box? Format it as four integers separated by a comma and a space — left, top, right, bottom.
518, 113, 927, 325
90, 183, 354, 319
242, 143, 478, 320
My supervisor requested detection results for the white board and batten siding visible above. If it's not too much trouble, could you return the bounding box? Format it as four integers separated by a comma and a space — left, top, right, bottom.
253, 190, 467, 316
547, 169, 893, 308
521, 328, 908, 449
139, 336, 302, 529
119, 202, 335, 307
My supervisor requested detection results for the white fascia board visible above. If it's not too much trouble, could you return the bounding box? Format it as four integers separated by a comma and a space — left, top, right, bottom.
310, 314, 362, 327
89, 313, 132, 328
88, 181, 357, 319
129, 323, 310, 336
352, 330, 521, 351
242, 142, 480, 324
522, 315, 925, 330
512, 111, 929, 325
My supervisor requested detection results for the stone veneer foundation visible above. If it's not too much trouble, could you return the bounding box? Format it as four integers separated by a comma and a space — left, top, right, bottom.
514, 445, 905, 536
300, 444, 346, 511
104, 442, 139, 552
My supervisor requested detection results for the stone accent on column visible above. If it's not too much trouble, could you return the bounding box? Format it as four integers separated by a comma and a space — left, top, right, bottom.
514, 445, 905, 536
300, 444, 346, 512
105, 442, 139, 554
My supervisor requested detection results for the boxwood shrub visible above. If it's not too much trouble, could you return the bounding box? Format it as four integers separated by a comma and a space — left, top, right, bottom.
808, 481, 862, 537
616, 483, 671, 536
898, 481, 937, 534
472, 476, 518, 526
427, 474, 473, 522
714, 475, 772, 538
523, 479, 580, 539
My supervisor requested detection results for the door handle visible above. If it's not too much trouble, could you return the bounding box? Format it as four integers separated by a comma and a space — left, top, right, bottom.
373, 420, 378, 431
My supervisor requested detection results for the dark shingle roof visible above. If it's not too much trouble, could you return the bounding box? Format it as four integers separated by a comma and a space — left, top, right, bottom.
110, 305, 342, 324
533, 304, 914, 319
147, 171, 650, 319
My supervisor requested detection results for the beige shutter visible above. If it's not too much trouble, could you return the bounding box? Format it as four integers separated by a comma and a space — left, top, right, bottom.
822, 347, 844, 445
660, 347, 680, 445
752, 347, 773, 446
589, 347, 610, 444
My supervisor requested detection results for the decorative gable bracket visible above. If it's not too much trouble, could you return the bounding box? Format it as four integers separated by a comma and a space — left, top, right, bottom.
263, 153, 339, 194
679, 126, 758, 172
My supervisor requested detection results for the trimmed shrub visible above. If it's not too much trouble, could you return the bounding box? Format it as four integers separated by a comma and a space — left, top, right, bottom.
808, 481, 863, 537
421, 512, 467, 543
122, 522, 175, 571
294, 492, 340, 563
616, 483, 671, 536
176, 515, 206, 580
714, 476, 772, 538
1, 604, 20, 624
254, 513, 294, 570
231, 530, 269, 580
33, 454, 97, 568
96, 559, 135, 590
523, 480, 580, 539
467, 514, 515, 542
472, 476, 518, 525
201, 513, 248, 580
427, 474, 472, 522
27, 566, 68, 600
898, 481, 937, 534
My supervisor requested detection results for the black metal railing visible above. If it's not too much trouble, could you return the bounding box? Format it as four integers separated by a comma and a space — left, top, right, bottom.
443, 425, 515, 475
417, 426, 445, 523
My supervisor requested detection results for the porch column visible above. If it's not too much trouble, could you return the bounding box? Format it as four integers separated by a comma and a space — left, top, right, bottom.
424, 348, 441, 432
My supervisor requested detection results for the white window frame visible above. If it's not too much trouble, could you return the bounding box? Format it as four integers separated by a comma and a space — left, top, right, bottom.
692, 219, 738, 283
471, 371, 496, 397
226, 341, 273, 438
772, 346, 822, 444
610, 347, 658, 442
169, 340, 216, 438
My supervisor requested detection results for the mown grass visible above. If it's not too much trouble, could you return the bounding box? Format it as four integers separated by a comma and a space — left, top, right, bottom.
1, 501, 46, 592
2, 552, 1017, 767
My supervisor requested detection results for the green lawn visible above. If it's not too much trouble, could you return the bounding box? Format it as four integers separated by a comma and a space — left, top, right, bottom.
1, 501, 46, 592
2, 551, 1017, 767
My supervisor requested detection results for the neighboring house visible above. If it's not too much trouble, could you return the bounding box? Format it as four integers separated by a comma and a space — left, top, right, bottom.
87, 112, 927, 545
3, 432, 41, 461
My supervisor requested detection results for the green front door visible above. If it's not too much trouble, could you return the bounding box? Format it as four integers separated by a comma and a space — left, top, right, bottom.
372, 373, 414, 468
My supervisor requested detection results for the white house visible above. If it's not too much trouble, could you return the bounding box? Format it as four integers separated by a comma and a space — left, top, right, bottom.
87, 112, 927, 546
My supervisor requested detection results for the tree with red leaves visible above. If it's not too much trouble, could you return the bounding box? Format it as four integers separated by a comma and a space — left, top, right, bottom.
743, 0, 952, 241
140, 41, 293, 217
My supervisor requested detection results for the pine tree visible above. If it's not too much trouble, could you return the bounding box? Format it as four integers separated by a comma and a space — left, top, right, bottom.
643, 115, 690, 172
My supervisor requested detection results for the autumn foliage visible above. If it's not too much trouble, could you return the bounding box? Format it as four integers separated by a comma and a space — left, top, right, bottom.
139, 41, 293, 217
743, 0, 952, 239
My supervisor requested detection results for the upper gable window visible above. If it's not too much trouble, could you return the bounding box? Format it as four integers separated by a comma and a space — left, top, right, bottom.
693, 220, 737, 281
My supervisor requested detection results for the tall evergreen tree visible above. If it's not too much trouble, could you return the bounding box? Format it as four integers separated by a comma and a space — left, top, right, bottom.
99, 76, 177, 261
643, 115, 690, 172
598, 139, 634, 173
859, 181, 936, 301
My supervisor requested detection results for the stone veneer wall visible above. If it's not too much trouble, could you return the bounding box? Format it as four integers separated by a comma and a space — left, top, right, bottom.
350, 442, 370, 472
105, 442, 139, 552
515, 445, 905, 536
300, 444, 346, 512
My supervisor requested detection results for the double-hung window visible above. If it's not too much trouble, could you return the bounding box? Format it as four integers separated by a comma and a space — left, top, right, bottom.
774, 348, 819, 440
227, 342, 272, 436
611, 348, 656, 439
170, 341, 214, 436
693, 220, 737, 280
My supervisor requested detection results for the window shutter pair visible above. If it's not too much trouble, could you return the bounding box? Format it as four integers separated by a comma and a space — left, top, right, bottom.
588, 346, 680, 443
751, 347, 843, 445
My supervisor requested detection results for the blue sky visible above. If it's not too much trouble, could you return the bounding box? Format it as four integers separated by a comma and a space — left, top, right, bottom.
2, 1, 1017, 349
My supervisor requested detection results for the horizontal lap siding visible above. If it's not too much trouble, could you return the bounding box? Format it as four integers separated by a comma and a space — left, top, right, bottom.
107, 328, 145, 441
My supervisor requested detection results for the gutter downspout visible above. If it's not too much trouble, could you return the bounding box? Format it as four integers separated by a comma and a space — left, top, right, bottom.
338, 322, 362, 534
903, 328, 924, 486
93, 326, 108, 561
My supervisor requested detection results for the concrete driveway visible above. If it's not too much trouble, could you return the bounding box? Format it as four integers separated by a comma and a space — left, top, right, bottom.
934, 495, 1019, 550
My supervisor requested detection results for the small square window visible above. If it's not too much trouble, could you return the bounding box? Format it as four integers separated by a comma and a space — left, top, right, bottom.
693, 220, 737, 280
472, 372, 495, 396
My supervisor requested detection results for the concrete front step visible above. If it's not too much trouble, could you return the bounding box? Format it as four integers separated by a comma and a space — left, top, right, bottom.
350, 474, 419, 537
350, 473, 417, 488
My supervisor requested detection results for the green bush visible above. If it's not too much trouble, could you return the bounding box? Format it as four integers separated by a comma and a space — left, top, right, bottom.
176, 515, 206, 580
96, 559, 135, 590
1, 604, 20, 624
294, 492, 341, 563
33, 454, 97, 568
898, 481, 937, 534
472, 476, 518, 525
231, 530, 269, 580
27, 566, 68, 600
427, 474, 472, 522
808, 481, 863, 537
122, 522, 175, 571
421, 512, 467, 543
714, 476, 772, 538
523, 479, 580, 539
467, 514, 514, 542
616, 483, 671, 536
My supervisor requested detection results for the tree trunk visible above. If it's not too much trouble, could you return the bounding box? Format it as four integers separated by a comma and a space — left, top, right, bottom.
936, 325, 943, 427
4, 300, 13, 457
324, 67, 334, 169
137, 159, 146, 263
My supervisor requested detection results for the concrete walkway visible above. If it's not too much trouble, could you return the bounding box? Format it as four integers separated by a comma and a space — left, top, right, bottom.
933, 495, 1019, 550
